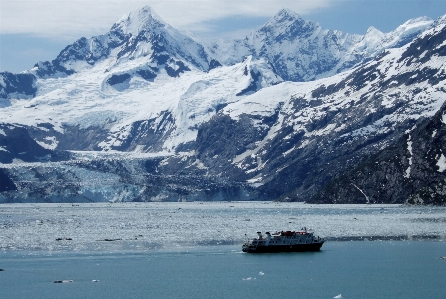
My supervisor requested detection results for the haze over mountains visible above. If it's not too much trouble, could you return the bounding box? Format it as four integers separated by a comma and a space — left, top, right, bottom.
0, 6, 445, 205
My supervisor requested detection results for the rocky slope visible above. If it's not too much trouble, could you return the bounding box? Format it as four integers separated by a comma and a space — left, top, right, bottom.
249, 17, 446, 204
0, 72, 36, 102
311, 101, 446, 205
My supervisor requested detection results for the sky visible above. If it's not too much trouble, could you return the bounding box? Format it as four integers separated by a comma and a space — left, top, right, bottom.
1, 0, 445, 73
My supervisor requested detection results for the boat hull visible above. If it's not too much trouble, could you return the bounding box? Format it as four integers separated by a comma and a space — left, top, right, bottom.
242, 242, 324, 253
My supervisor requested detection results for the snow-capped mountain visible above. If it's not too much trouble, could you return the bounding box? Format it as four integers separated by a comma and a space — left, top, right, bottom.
0, 6, 445, 204
209, 9, 433, 81
0, 7, 432, 101
1, 5, 219, 103
32, 6, 218, 80
190, 14, 446, 204
310, 16, 446, 205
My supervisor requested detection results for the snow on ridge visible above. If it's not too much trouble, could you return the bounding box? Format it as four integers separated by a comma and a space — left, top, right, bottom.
404, 135, 413, 178
224, 81, 293, 120
209, 9, 434, 82
1, 55, 279, 152
36, 136, 59, 150
113, 5, 166, 36
416, 15, 446, 40
393, 16, 433, 38
349, 17, 433, 61
436, 152, 446, 172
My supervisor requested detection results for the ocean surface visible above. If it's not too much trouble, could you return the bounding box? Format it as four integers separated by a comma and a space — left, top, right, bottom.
1, 241, 445, 299
1, 202, 445, 298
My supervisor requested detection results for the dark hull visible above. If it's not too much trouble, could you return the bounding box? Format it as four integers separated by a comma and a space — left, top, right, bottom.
242, 242, 324, 253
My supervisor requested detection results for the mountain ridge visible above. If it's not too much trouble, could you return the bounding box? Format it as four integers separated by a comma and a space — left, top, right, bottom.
0, 7, 434, 100
209, 10, 433, 81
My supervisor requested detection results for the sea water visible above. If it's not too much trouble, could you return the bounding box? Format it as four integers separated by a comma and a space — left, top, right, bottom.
0, 241, 445, 299
1, 202, 445, 298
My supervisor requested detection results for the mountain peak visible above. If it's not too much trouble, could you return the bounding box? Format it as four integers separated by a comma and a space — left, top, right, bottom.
260, 8, 309, 34
365, 26, 383, 36
257, 8, 318, 44
273, 8, 303, 23
112, 5, 166, 36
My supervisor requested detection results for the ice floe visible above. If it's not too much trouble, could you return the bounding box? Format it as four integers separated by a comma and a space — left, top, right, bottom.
0, 202, 445, 252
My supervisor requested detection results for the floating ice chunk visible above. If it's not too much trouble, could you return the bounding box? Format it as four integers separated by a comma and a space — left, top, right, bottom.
334, 294, 342, 299
53, 280, 73, 283
242, 277, 255, 280
259, 271, 264, 275
1, 202, 445, 252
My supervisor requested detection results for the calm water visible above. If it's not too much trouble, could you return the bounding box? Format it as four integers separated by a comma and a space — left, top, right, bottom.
1, 241, 445, 299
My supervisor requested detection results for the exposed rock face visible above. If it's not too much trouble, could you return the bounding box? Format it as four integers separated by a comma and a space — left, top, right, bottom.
311, 102, 446, 205
0, 124, 54, 163
0, 168, 16, 192
0, 72, 37, 100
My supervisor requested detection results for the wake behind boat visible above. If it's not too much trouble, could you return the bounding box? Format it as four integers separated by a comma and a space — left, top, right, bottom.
242, 228, 325, 253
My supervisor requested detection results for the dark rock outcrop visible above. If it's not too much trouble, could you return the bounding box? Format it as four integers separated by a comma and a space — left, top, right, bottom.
0, 72, 37, 99
0, 124, 53, 163
310, 102, 446, 205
